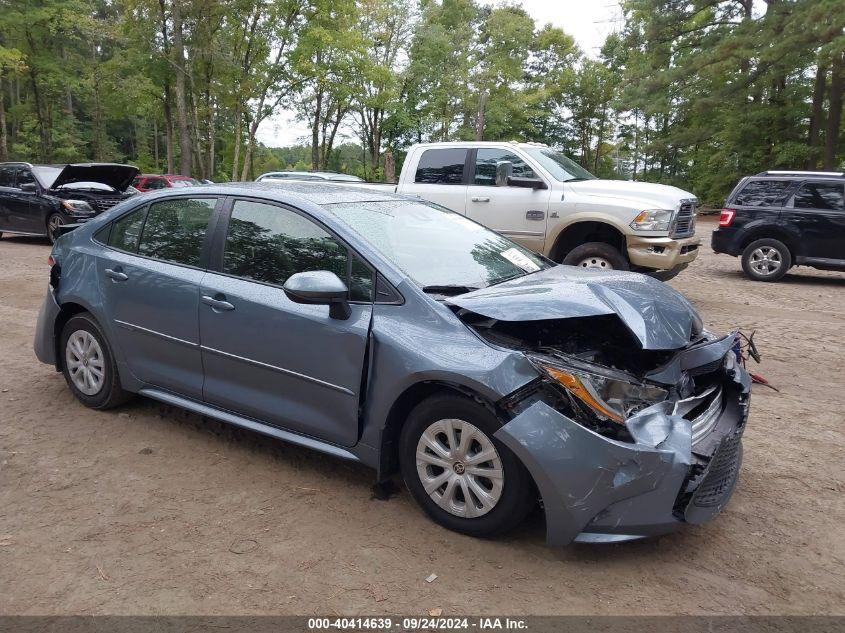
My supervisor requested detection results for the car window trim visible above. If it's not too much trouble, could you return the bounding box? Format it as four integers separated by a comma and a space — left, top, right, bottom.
209, 195, 382, 305
95, 195, 223, 272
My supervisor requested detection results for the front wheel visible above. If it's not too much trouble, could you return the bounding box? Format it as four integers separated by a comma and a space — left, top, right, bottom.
399, 394, 535, 538
47, 213, 65, 244
60, 313, 132, 409
562, 242, 629, 271
741, 238, 791, 282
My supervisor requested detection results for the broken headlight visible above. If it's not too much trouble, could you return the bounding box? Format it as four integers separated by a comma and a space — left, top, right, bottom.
530, 355, 668, 425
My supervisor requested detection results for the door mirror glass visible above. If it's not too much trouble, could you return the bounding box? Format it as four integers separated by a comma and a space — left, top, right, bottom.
283, 271, 351, 320
494, 161, 513, 187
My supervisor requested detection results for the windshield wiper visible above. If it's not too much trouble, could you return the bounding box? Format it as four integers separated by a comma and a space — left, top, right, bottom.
422, 284, 480, 296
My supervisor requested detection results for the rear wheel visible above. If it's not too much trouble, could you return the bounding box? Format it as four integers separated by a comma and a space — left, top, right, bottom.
47, 213, 65, 244
741, 238, 791, 282
399, 394, 535, 538
60, 313, 132, 409
562, 242, 629, 271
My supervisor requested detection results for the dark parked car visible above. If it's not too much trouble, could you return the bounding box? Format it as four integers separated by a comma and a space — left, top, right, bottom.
712, 170, 845, 281
0, 162, 139, 243
132, 174, 202, 192
34, 183, 750, 545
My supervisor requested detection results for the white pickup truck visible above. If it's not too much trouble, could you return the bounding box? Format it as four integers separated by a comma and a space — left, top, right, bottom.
354, 142, 701, 278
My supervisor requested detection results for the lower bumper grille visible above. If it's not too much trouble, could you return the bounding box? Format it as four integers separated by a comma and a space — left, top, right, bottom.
691, 433, 742, 508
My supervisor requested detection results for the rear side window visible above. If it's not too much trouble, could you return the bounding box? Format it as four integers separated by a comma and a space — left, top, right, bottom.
0, 165, 16, 187
792, 182, 844, 211
414, 148, 468, 185
473, 149, 536, 185
108, 207, 147, 252
733, 179, 793, 206
137, 198, 216, 266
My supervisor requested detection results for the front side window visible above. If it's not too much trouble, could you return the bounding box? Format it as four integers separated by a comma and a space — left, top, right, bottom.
473, 149, 536, 185
733, 179, 793, 207
137, 198, 216, 266
16, 169, 35, 187
792, 182, 844, 211
414, 148, 468, 185
108, 206, 147, 252
223, 199, 348, 288
327, 200, 552, 289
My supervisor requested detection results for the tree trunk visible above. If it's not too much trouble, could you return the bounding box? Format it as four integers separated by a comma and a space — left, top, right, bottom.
384, 148, 395, 183
475, 90, 487, 141
171, 0, 192, 176
231, 102, 242, 181
0, 74, 7, 162
824, 52, 843, 170
164, 86, 175, 173
311, 90, 323, 170
153, 118, 160, 170
807, 62, 826, 169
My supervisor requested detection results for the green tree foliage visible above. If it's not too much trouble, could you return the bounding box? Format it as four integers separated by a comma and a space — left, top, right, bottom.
0, 0, 841, 205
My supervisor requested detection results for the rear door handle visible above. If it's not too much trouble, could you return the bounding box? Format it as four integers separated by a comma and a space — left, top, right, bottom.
526, 210, 545, 220
201, 294, 235, 312
471, 196, 490, 203
105, 268, 128, 282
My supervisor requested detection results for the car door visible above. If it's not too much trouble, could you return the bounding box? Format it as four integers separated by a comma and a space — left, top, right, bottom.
465, 148, 551, 254
0, 166, 37, 234
15, 167, 50, 233
782, 180, 845, 260
97, 196, 220, 399
0, 165, 17, 230
198, 197, 373, 447
401, 147, 469, 214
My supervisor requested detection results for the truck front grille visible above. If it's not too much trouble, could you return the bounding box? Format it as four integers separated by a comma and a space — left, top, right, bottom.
671, 201, 697, 238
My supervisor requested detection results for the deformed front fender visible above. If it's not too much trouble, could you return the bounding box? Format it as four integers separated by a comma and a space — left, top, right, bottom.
494, 401, 692, 546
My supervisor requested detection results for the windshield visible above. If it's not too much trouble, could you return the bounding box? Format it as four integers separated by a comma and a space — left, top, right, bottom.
31, 166, 63, 188
522, 147, 596, 182
326, 200, 552, 290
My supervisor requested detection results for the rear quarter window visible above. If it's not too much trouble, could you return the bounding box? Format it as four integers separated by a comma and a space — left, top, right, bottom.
414, 148, 468, 185
732, 179, 794, 206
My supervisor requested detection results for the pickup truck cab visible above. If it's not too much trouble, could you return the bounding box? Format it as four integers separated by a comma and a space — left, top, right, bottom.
362, 142, 701, 278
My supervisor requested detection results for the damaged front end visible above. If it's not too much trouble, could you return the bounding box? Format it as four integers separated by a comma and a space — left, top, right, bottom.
446, 270, 751, 545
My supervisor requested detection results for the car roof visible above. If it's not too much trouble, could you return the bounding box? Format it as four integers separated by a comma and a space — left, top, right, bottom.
148, 181, 406, 206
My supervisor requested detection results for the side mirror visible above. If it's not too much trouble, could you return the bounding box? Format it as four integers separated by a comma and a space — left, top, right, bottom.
508, 177, 548, 190
20, 182, 37, 193
495, 161, 513, 187
283, 270, 351, 320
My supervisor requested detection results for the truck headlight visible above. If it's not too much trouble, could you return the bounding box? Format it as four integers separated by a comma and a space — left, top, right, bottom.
530, 356, 668, 424
630, 209, 674, 232
61, 199, 95, 216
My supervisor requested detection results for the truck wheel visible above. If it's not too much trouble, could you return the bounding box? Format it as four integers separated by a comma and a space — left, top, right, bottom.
562, 242, 629, 271
741, 238, 791, 282
399, 394, 535, 538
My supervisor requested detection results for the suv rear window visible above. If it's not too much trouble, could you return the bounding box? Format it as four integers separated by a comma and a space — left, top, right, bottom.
733, 179, 793, 206
414, 148, 468, 185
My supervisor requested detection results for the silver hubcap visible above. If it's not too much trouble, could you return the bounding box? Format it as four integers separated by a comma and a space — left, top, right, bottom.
65, 330, 105, 396
749, 246, 782, 276
48, 215, 64, 239
415, 418, 504, 518
577, 256, 612, 269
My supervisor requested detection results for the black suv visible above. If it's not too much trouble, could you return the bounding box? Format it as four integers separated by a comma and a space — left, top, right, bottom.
0, 162, 139, 243
711, 170, 844, 281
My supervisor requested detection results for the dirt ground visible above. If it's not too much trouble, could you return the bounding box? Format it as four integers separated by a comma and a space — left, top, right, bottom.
0, 216, 843, 616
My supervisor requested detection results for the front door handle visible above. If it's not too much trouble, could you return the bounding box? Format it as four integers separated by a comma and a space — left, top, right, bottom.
525, 210, 545, 221
471, 196, 490, 203
105, 268, 128, 282
201, 294, 235, 312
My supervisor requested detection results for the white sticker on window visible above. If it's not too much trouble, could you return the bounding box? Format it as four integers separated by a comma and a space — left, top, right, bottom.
500, 247, 541, 272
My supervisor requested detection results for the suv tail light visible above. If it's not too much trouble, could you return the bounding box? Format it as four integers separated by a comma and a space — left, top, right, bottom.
719, 208, 736, 227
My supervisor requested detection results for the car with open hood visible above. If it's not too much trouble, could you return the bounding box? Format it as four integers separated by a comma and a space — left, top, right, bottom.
0, 162, 139, 243
33, 182, 751, 545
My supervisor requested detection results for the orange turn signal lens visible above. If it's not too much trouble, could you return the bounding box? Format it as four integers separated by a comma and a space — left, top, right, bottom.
542, 366, 625, 424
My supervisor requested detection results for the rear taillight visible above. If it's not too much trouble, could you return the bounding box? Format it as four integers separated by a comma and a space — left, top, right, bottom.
47, 255, 56, 267
719, 208, 736, 227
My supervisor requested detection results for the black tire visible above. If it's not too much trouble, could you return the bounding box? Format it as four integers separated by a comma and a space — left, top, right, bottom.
60, 313, 132, 409
562, 241, 629, 271
741, 238, 791, 282
47, 213, 65, 244
399, 393, 535, 538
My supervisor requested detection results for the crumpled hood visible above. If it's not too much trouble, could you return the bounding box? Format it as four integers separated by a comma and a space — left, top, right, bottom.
570, 179, 696, 209
447, 266, 700, 351
47, 163, 139, 192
